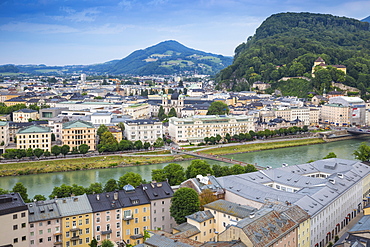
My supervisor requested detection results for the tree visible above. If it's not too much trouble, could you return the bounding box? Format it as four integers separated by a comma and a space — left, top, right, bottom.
34, 148, 44, 159
0, 188, 9, 195
97, 124, 109, 138
118, 172, 143, 188
88, 237, 98, 247
100, 132, 118, 152
186, 159, 213, 179
324, 152, 337, 159
12, 182, 29, 202
152, 163, 185, 186
51, 145, 61, 157
199, 189, 217, 210
158, 106, 167, 121
51, 133, 56, 142
353, 142, 370, 162
168, 108, 177, 118
117, 122, 125, 133
143, 142, 151, 150
104, 179, 118, 192
170, 187, 200, 224
134, 140, 143, 150
60, 145, 70, 157
153, 138, 164, 148
33, 194, 47, 201
44, 151, 51, 157
26, 148, 34, 158
85, 183, 103, 194
207, 101, 229, 115
101, 239, 114, 247
78, 144, 89, 155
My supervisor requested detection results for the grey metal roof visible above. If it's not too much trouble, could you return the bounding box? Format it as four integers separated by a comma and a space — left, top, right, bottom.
87, 191, 123, 213
144, 234, 194, 247
204, 199, 257, 219
56, 194, 92, 217
117, 185, 150, 208
0, 193, 27, 216
140, 181, 174, 201
27, 199, 61, 222
186, 210, 214, 223
173, 222, 201, 238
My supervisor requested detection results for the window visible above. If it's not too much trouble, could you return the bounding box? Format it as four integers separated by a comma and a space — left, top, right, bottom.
106, 215, 110, 221
31, 240, 34, 245
48, 237, 51, 242
117, 222, 120, 228
117, 231, 121, 237
79, 220, 82, 225
21, 212, 26, 217
135, 209, 138, 214
162, 201, 165, 204
39, 238, 43, 243
48, 228, 51, 233
116, 214, 120, 220
30, 223, 34, 228
79, 239, 82, 245
135, 218, 139, 223
39, 230, 43, 235
66, 222, 70, 228
97, 226, 101, 232
96, 235, 100, 241
14, 238, 18, 243
30, 232, 34, 236
143, 207, 146, 213
47, 220, 51, 225
66, 232, 70, 238
13, 214, 17, 219
162, 216, 165, 221
86, 228, 90, 234
86, 238, 90, 243
96, 217, 100, 223
143, 216, 147, 222
66, 241, 70, 247
126, 229, 130, 235
72, 221, 76, 227
85, 218, 89, 224
134, 228, 139, 235
13, 225, 18, 230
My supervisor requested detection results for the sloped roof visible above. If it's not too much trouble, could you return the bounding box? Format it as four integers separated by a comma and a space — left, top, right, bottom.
204, 199, 257, 219
17, 125, 51, 134
27, 199, 61, 222
62, 120, 95, 129
56, 194, 92, 217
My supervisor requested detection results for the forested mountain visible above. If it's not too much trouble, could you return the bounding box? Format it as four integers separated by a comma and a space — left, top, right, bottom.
363, 16, 370, 23
216, 12, 370, 98
109, 40, 232, 75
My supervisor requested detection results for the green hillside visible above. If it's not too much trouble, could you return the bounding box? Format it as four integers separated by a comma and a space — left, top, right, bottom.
216, 12, 370, 98
109, 40, 232, 75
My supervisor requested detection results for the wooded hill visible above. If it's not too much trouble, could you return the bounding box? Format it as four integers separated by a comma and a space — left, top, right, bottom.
216, 12, 370, 98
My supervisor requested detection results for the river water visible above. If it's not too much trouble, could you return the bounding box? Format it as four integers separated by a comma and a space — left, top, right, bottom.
1, 137, 369, 198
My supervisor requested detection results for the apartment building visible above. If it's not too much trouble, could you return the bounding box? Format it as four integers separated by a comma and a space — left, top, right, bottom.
0, 192, 29, 247
0, 121, 9, 148
140, 181, 176, 232
321, 104, 349, 126
56, 195, 93, 247
168, 115, 254, 144
87, 191, 123, 245
16, 125, 52, 151
119, 184, 151, 246
62, 120, 96, 151
13, 108, 39, 122
274, 107, 310, 125
328, 96, 366, 126
124, 119, 163, 144
122, 103, 151, 119
28, 199, 62, 246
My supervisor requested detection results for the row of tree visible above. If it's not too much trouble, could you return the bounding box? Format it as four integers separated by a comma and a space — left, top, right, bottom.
201, 126, 309, 146
2, 144, 90, 160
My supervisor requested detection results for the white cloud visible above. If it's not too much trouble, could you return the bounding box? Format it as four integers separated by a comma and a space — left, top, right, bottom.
83, 24, 134, 34
55, 7, 99, 22
0, 22, 78, 33
118, 0, 135, 10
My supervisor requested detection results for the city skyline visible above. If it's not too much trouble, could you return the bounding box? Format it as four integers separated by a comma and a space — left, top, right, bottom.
0, 0, 369, 66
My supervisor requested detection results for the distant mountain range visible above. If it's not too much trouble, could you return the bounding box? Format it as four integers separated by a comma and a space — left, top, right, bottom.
362, 16, 370, 23
0, 40, 232, 76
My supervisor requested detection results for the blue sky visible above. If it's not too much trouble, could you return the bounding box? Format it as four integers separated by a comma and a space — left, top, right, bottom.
0, 0, 369, 65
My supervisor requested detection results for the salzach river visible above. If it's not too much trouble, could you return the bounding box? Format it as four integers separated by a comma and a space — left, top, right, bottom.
1, 137, 369, 198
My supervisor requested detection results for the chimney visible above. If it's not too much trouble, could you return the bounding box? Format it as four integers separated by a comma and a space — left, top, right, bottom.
249, 212, 255, 219
97, 195, 100, 201
114, 192, 118, 200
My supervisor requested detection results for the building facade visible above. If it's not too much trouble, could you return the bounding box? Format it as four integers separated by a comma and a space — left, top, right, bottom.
16, 125, 52, 151
62, 120, 96, 151
168, 115, 254, 144
124, 119, 163, 145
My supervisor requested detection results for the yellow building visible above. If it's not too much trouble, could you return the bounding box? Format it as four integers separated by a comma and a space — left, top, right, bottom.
4, 97, 27, 106
109, 128, 123, 142
312, 57, 347, 76
13, 108, 39, 122
62, 120, 96, 151
119, 185, 151, 246
16, 125, 52, 151
56, 195, 93, 247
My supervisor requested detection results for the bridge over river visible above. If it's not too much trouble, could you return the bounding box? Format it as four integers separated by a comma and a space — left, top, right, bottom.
171, 148, 266, 170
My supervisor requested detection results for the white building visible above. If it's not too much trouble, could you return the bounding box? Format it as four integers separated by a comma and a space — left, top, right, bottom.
168, 115, 255, 144
123, 119, 163, 144
328, 96, 366, 126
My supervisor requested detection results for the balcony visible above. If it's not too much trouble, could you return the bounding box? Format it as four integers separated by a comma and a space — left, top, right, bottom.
70, 235, 80, 241
101, 229, 112, 235
70, 227, 80, 232
123, 214, 133, 221
130, 234, 143, 240
54, 241, 63, 245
